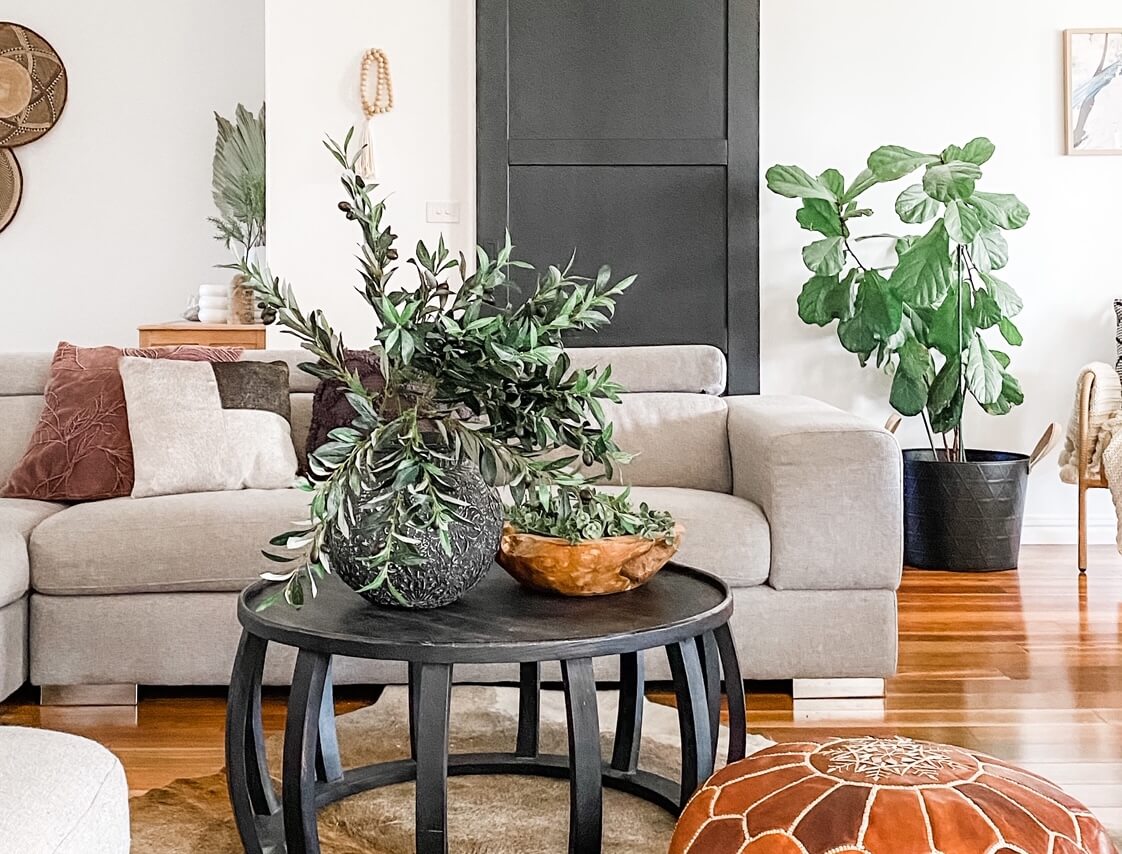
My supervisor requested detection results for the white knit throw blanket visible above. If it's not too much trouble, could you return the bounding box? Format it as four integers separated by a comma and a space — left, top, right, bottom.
1059, 363, 1122, 550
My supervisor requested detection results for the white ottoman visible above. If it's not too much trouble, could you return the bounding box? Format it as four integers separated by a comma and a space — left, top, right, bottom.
0, 725, 130, 852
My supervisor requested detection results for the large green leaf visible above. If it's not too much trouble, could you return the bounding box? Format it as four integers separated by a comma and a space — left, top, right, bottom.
857, 270, 904, 341
926, 283, 975, 358
766, 165, 837, 201
922, 161, 982, 202
835, 271, 901, 361
818, 169, 846, 198
965, 335, 1003, 405
842, 168, 879, 202
797, 273, 854, 326
970, 192, 1030, 230
927, 357, 962, 415
980, 272, 1023, 316
970, 229, 1010, 272
971, 287, 1002, 329
929, 387, 964, 434
891, 368, 929, 416
981, 371, 1024, 416
998, 317, 1023, 346
896, 185, 940, 224
944, 199, 984, 244
890, 220, 953, 307
796, 198, 843, 237
868, 146, 940, 181
961, 137, 996, 165
802, 237, 845, 275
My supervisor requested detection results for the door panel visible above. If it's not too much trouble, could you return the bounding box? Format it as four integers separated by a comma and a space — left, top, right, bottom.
509, 165, 727, 349
478, 0, 759, 392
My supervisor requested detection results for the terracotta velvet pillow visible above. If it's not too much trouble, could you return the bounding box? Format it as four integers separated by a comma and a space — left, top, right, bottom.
1, 342, 242, 501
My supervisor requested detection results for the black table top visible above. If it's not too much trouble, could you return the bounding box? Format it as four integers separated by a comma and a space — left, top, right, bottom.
239, 563, 731, 664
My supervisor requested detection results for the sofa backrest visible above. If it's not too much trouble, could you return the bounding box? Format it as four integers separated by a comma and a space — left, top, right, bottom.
0, 344, 731, 493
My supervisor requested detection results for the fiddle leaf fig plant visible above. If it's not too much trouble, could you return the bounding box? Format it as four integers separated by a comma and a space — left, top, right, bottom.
767, 138, 1029, 460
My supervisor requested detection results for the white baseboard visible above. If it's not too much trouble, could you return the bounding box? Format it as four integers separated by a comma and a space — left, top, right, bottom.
1021, 515, 1115, 546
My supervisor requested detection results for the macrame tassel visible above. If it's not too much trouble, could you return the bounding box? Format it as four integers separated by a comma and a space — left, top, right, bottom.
357, 116, 378, 181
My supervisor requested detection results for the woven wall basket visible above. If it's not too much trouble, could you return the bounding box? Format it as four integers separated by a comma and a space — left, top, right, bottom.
0, 22, 68, 147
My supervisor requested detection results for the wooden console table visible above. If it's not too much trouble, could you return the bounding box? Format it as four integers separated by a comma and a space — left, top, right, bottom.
138, 323, 266, 350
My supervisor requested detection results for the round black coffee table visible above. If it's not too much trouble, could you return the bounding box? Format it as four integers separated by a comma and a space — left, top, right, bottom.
225, 563, 746, 854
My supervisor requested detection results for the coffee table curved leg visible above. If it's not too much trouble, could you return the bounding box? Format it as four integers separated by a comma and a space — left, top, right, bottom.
714, 622, 747, 762
697, 633, 722, 762
226, 631, 277, 854
516, 662, 542, 757
283, 649, 332, 854
414, 661, 453, 854
667, 639, 714, 808
314, 657, 343, 783
561, 657, 602, 854
611, 651, 644, 773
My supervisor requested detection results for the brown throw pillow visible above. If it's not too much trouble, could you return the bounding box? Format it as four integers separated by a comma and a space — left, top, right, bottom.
1, 342, 242, 501
305, 350, 386, 462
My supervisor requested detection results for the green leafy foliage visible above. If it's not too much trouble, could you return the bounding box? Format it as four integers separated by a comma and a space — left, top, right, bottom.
766, 138, 1029, 460
208, 104, 266, 259
506, 486, 676, 544
245, 131, 671, 608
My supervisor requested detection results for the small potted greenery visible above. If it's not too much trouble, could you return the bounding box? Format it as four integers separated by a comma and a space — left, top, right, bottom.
767, 138, 1033, 571
209, 103, 266, 266
500, 486, 681, 596
248, 131, 678, 609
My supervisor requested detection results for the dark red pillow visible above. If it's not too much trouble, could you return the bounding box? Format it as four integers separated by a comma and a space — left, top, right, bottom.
305, 350, 386, 462
2, 342, 242, 501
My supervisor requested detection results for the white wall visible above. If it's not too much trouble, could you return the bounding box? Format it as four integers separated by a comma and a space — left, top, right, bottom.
0, 0, 264, 351
264, 0, 475, 350
760, 0, 1122, 542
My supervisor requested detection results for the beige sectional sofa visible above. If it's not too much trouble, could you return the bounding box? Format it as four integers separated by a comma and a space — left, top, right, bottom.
0, 345, 903, 703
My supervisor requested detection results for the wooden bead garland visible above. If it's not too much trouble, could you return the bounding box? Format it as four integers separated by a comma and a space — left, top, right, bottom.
357, 48, 393, 180
360, 48, 394, 118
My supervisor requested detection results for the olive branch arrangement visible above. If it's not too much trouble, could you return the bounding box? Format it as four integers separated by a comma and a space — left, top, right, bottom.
244, 131, 675, 609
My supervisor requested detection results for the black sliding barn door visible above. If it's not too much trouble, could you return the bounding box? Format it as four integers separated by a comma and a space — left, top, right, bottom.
477, 0, 760, 393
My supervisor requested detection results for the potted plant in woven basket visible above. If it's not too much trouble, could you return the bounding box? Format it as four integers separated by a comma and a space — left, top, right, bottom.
246, 131, 679, 609
767, 138, 1037, 571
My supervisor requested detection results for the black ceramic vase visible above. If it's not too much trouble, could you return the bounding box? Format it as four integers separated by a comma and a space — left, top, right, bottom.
327, 462, 503, 608
902, 449, 1029, 572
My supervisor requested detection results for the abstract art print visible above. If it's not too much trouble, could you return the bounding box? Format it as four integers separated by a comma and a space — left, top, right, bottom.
1066, 29, 1122, 155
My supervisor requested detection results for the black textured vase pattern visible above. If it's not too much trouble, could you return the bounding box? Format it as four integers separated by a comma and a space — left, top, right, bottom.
327, 462, 503, 608
903, 449, 1029, 572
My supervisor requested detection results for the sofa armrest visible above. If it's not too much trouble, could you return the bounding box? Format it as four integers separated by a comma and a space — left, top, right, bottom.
727, 395, 902, 591
0, 499, 65, 604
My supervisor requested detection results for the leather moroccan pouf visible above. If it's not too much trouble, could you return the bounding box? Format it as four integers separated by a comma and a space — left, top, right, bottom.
670, 736, 1118, 854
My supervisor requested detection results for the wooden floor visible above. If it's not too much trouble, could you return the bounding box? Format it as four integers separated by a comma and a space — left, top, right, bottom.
3, 544, 1121, 828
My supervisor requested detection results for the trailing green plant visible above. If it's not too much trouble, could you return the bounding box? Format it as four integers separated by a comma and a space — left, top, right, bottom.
209, 103, 266, 259
506, 486, 676, 544
243, 130, 674, 608
766, 138, 1029, 461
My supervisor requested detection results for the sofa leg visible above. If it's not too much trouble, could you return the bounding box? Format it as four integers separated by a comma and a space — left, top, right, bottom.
40, 684, 138, 707
791, 678, 884, 700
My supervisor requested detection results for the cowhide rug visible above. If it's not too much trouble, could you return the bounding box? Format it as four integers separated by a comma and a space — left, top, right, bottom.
130, 686, 775, 853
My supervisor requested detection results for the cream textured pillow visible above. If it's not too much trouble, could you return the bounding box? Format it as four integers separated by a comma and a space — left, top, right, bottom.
119, 357, 298, 498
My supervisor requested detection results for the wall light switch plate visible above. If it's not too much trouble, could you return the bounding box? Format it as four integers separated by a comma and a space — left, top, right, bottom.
426, 201, 461, 224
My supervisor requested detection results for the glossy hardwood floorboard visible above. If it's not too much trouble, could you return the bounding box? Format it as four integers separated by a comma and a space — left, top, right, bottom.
2, 544, 1120, 825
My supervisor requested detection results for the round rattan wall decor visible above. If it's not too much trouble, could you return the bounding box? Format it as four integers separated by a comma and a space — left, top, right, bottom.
0, 22, 68, 147
0, 148, 22, 233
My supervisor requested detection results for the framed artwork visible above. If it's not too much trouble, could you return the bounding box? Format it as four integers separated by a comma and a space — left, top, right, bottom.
1065, 28, 1122, 155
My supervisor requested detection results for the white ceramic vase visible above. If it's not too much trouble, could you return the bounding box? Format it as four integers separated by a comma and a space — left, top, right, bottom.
198, 283, 229, 324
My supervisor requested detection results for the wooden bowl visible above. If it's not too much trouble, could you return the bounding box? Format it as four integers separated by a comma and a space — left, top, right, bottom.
497, 523, 684, 596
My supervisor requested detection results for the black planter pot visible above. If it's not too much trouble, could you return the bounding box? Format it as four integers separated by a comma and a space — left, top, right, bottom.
327, 462, 504, 608
902, 449, 1029, 572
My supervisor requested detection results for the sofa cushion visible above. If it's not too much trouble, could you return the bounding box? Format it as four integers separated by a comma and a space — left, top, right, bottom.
30, 489, 312, 595
597, 394, 732, 493
597, 486, 769, 588
0, 498, 64, 608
